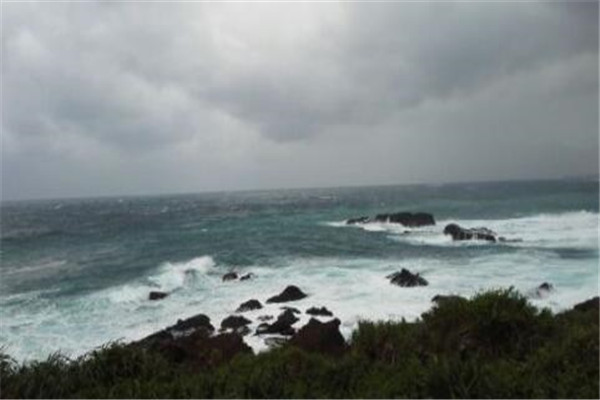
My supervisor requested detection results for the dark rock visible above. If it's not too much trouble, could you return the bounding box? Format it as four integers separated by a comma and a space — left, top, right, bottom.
240, 273, 255, 281
306, 306, 334, 317
257, 315, 274, 322
289, 318, 347, 356
280, 306, 301, 314
266, 285, 308, 303
172, 332, 252, 367
220, 315, 252, 336
373, 212, 435, 227
443, 223, 497, 242
535, 282, 554, 298
573, 297, 599, 313
222, 272, 238, 281
255, 309, 299, 336
387, 268, 428, 287
149, 291, 169, 301
346, 216, 370, 225
137, 313, 214, 348
432, 295, 465, 304
236, 299, 262, 313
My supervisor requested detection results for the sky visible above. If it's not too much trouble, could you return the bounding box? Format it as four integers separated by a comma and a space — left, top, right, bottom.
2, 1, 598, 201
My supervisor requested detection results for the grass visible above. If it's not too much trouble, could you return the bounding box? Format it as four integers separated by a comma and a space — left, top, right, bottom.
1, 289, 598, 398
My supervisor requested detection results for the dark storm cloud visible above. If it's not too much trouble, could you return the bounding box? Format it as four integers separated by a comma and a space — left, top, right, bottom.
1, 2, 598, 200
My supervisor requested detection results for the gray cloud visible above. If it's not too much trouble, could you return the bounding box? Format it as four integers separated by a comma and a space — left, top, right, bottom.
2, 2, 598, 200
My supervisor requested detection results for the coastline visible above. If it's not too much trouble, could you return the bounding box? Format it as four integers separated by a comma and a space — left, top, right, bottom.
1, 289, 598, 399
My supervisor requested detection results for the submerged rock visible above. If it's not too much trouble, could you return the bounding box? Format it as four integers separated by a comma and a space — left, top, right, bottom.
149, 291, 169, 301
257, 315, 274, 322
289, 318, 347, 356
443, 223, 497, 242
387, 268, 428, 287
346, 216, 370, 225
266, 285, 308, 303
306, 306, 334, 317
236, 299, 263, 313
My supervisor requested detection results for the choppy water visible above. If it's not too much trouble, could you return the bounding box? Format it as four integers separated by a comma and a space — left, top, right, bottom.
1, 179, 598, 361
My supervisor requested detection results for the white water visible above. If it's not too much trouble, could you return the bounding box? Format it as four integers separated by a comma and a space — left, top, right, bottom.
1, 211, 598, 362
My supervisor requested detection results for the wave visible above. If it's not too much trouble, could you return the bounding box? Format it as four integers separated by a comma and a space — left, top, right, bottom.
1, 227, 66, 243
327, 210, 599, 249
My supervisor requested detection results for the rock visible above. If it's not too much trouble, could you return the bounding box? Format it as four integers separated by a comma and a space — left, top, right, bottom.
306, 306, 334, 317
220, 315, 252, 336
149, 291, 169, 301
374, 212, 435, 227
255, 309, 299, 336
443, 223, 497, 242
535, 282, 554, 298
264, 336, 288, 348
289, 318, 347, 356
236, 299, 262, 312
346, 212, 435, 227
240, 273, 255, 281
266, 285, 308, 303
169, 332, 252, 367
257, 315, 274, 322
280, 306, 301, 314
346, 216, 370, 225
137, 313, 215, 348
573, 297, 599, 313
387, 268, 428, 287
431, 295, 465, 304
222, 272, 238, 281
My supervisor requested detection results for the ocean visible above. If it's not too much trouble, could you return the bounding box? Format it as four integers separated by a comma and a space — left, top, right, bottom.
1, 179, 598, 362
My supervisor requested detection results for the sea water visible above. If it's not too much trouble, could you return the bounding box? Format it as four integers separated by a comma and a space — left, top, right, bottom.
1, 179, 598, 361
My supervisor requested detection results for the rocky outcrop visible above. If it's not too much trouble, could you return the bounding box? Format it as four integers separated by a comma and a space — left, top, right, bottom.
280, 306, 301, 314
220, 315, 252, 336
346, 212, 435, 227
387, 269, 428, 287
222, 272, 238, 281
236, 299, 263, 312
137, 313, 215, 348
306, 306, 334, 317
443, 223, 497, 242
255, 309, 299, 336
289, 318, 347, 356
266, 285, 308, 303
149, 291, 169, 301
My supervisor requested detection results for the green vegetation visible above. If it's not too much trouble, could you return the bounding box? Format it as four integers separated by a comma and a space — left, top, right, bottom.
1, 289, 598, 398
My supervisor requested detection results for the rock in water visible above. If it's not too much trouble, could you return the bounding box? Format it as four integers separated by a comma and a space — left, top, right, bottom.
443, 223, 497, 242
431, 295, 465, 304
255, 309, 299, 336
137, 313, 215, 348
266, 285, 308, 303
346, 212, 435, 227
306, 306, 334, 317
289, 318, 347, 356
240, 272, 255, 281
374, 212, 436, 227
236, 299, 263, 312
149, 291, 169, 301
222, 272, 238, 281
220, 315, 252, 336
387, 268, 428, 287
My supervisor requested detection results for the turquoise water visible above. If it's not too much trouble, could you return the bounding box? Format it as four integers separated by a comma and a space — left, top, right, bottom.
1, 179, 598, 361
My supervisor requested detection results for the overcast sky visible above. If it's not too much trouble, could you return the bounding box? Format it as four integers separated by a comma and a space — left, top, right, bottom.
2, 1, 598, 200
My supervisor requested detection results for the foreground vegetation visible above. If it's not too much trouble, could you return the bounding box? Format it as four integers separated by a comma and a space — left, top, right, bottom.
1, 289, 598, 398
